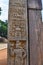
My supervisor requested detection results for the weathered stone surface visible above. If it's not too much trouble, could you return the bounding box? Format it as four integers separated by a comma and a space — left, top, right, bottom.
8, 40, 28, 65
28, 0, 42, 9
8, 0, 28, 65
27, 0, 42, 65
8, 0, 28, 40
40, 24, 43, 65
8, 0, 42, 65
29, 10, 42, 65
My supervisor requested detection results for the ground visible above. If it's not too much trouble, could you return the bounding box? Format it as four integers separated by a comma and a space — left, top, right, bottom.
0, 43, 7, 65
0, 49, 7, 65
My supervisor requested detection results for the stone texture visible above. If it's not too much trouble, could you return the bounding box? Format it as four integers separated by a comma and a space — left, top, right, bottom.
8, 0, 28, 65
27, 0, 42, 65
28, 0, 42, 9
40, 23, 43, 65
8, 0, 42, 65
29, 10, 42, 65
8, 0, 27, 40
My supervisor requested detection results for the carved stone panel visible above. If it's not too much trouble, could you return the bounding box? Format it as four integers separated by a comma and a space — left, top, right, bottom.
8, 0, 28, 65
8, 0, 27, 40
8, 40, 27, 65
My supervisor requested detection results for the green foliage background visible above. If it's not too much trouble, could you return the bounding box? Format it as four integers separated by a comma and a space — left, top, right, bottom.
0, 20, 7, 38
0, 7, 7, 38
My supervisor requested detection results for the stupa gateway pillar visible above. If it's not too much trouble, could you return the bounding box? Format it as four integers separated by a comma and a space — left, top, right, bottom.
8, 0, 42, 65
28, 0, 42, 65
8, 0, 28, 65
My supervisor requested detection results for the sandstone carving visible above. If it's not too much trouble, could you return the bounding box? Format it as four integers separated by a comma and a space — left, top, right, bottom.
8, 0, 28, 65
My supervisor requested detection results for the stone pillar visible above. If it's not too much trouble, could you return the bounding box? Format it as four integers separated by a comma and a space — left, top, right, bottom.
8, 0, 28, 65
28, 0, 42, 65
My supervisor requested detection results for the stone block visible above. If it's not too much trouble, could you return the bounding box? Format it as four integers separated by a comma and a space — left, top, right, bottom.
29, 10, 42, 65
28, 0, 42, 9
